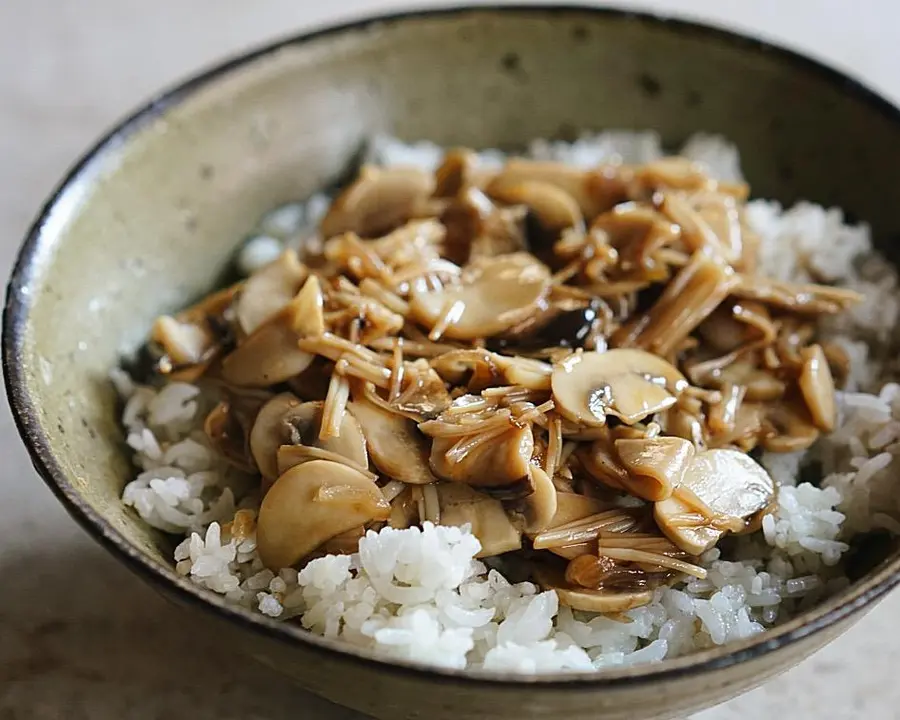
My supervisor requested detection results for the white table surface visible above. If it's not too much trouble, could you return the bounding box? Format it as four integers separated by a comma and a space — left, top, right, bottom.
1, 1, 898, 718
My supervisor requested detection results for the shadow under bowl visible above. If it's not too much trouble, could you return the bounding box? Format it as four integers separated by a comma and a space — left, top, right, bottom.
5, 6, 900, 720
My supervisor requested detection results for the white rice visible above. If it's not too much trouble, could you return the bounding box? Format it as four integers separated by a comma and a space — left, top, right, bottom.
120, 131, 900, 672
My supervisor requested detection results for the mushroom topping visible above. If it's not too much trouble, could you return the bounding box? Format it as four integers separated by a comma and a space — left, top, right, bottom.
257, 460, 390, 569
799, 344, 837, 432
249, 395, 368, 484
552, 349, 687, 426
142, 143, 866, 621
428, 423, 535, 500
220, 275, 324, 387
614, 436, 694, 501
654, 448, 775, 554
533, 565, 654, 613
235, 249, 308, 336
508, 465, 558, 534
437, 483, 522, 557
348, 395, 437, 485
320, 165, 435, 239
410, 252, 551, 340
486, 178, 585, 247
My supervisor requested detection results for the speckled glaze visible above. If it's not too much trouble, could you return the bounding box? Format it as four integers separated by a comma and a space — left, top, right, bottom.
5, 7, 900, 720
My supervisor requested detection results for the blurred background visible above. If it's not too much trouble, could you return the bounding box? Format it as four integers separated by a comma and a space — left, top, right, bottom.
1, 1, 896, 718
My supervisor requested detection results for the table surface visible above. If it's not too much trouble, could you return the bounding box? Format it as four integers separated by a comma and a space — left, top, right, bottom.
1, 1, 898, 718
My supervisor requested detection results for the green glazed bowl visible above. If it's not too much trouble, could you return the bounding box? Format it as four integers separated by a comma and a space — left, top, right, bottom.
5, 6, 900, 720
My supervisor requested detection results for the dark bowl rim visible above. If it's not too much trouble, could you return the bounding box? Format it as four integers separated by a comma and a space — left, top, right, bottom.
5, 2, 900, 690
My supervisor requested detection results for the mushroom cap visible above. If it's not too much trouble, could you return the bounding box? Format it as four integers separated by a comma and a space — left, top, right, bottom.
257, 460, 389, 570
348, 397, 437, 485
236, 249, 308, 336
654, 448, 775, 555
552, 349, 687, 427
410, 252, 551, 340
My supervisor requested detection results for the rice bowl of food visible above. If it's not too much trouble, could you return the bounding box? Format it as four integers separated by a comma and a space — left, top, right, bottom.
6, 6, 900, 719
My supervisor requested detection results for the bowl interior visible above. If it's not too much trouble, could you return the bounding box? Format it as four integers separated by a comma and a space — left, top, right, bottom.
7, 6, 900, 681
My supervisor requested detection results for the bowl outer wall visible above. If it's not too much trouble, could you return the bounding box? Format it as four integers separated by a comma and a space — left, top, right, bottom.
4, 6, 900, 720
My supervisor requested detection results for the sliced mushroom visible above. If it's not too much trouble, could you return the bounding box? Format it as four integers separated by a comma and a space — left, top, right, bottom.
799, 344, 837, 432
430, 349, 551, 392
348, 395, 437, 484
437, 482, 522, 557
654, 448, 775, 555
731, 275, 864, 315
320, 166, 435, 239
410, 252, 551, 341
220, 318, 315, 387
250, 395, 368, 483
220, 276, 324, 387
486, 178, 585, 248
508, 465, 558, 534
533, 565, 654, 613
429, 424, 535, 500
614, 436, 694, 501
552, 349, 687, 427
236, 249, 308, 336
493, 159, 626, 219
577, 437, 631, 492
257, 460, 390, 569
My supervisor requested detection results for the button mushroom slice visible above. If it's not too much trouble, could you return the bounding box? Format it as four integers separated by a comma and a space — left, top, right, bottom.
508, 465, 558, 534
614, 436, 695, 502
220, 276, 324, 387
612, 251, 740, 356
654, 448, 775, 555
320, 165, 436, 239
347, 396, 437, 485
388, 486, 420, 530
220, 318, 315, 388
492, 159, 625, 219
552, 349, 688, 427
429, 424, 535, 500
235, 249, 308, 336
533, 565, 654, 613
409, 252, 551, 341
257, 460, 390, 570
437, 482, 523, 557
486, 177, 585, 241
250, 395, 368, 484
799, 344, 837, 432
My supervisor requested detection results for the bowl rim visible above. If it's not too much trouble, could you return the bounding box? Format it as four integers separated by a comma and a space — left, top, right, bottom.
6, 2, 900, 689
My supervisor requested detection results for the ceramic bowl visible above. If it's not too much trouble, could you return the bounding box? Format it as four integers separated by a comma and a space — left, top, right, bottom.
6, 7, 900, 720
